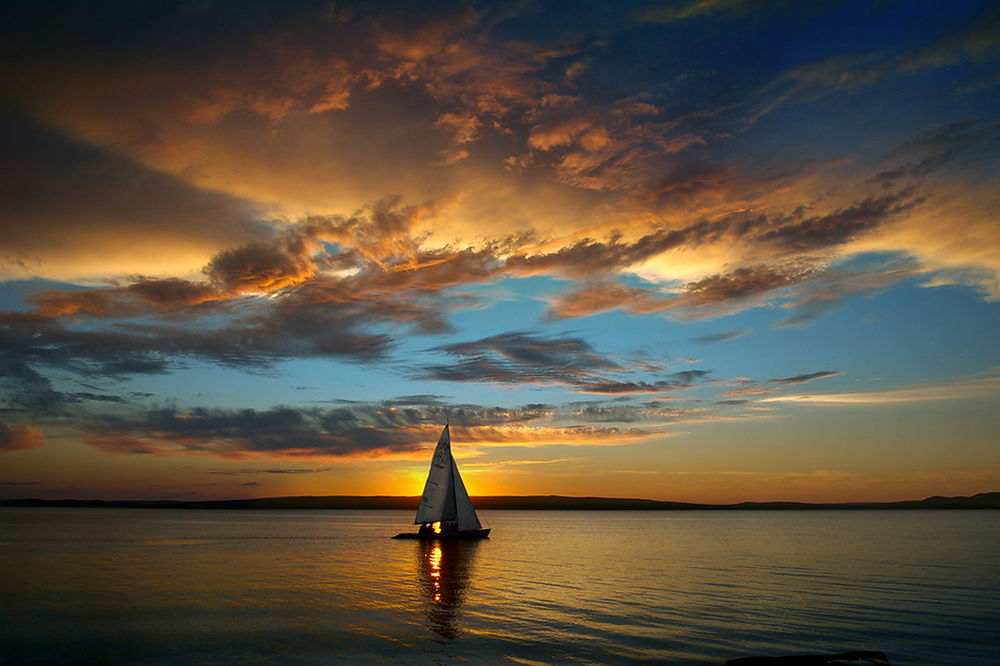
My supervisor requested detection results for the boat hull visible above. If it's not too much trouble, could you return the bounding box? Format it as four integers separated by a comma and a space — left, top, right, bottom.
392, 528, 491, 540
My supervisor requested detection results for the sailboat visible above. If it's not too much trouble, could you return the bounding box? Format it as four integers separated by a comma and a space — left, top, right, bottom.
393, 423, 491, 539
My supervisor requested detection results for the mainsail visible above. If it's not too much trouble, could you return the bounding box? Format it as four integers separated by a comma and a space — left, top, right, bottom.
414, 425, 482, 531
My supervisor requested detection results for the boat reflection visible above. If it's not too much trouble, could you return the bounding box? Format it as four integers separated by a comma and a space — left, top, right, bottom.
415, 539, 481, 639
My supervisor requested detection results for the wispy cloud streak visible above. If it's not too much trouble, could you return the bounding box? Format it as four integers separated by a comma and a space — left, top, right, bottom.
761, 372, 1000, 405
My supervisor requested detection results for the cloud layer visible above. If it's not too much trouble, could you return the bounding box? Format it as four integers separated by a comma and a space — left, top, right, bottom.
77, 398, 681, 460
0, 2, 997, 501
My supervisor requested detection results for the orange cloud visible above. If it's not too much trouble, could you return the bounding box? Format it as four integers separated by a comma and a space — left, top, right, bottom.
0, 421, 44, 452
2, 3, 997, 354
545, 281, 672, 320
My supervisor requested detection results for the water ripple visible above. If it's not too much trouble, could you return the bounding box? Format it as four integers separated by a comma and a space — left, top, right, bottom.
1, 508, 998, 664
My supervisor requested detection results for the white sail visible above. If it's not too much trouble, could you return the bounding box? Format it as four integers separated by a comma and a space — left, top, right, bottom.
414, 425, 453, 524
413, 425, 482, 530
451, 457, 482, 531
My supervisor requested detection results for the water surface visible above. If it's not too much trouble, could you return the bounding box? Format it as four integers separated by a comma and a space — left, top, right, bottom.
1, 508, 997, 664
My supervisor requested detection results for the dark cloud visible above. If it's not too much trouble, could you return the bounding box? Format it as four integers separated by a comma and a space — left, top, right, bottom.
81, 406, 424, 458
382, 394, 450, 406
0, 310, 393, 422
76, 399, 634, 459
506, 219, 727, 278
73, 392, 127, 403
29, 279, 224, 318
721, 383, 776, 398
758, 189, 922, 251
568, 404, 648, 423
274, 276, 455, 338
677, 266, 801, 307
420, 330, 619, 387
420, 330, 708, 394
720, 368, 842, 399
694, 329, 748, 343
206, 242, 314, 293
667, 370, 710, 385
575, 371, 709, 395
875, 118, 1000, 184
3, 278, 402, 405
566, 398, 703, 424
239, 481, 260, 487
0, 481, 39, 486
0, 356, 78, 415
0, 314, 203, 401
0, 311, 169, 385
427, 331, 621, 379
770, 371, 842, 385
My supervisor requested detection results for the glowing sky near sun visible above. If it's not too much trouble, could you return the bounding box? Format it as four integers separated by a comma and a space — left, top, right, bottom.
1, 0, 998, 502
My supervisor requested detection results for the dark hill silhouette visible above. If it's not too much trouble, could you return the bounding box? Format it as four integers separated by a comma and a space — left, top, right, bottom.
2, 492, 998, 510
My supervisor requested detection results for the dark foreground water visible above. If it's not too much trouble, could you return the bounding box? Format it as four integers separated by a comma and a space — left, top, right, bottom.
1, 508, 997, 665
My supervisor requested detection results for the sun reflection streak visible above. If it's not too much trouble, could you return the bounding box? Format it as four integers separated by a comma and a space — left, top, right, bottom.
429, 543, 443, 602
416, 540, 481, 640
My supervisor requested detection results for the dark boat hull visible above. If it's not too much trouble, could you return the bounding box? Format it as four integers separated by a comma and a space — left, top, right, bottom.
392, 528, 491, 540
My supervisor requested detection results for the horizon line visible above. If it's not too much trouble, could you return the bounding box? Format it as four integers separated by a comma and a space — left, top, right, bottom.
3, 491, 998, 509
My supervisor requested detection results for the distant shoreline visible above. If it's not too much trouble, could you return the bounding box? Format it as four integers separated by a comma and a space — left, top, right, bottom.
2, 492, 998, 510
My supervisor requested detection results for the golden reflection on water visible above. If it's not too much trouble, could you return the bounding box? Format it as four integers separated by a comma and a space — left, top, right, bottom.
416, 539, 480, 640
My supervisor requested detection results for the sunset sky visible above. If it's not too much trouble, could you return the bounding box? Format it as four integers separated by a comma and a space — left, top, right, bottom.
1, 0, 998, 503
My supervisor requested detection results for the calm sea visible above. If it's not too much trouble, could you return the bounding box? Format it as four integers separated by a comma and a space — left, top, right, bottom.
0, 508, 997, 665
